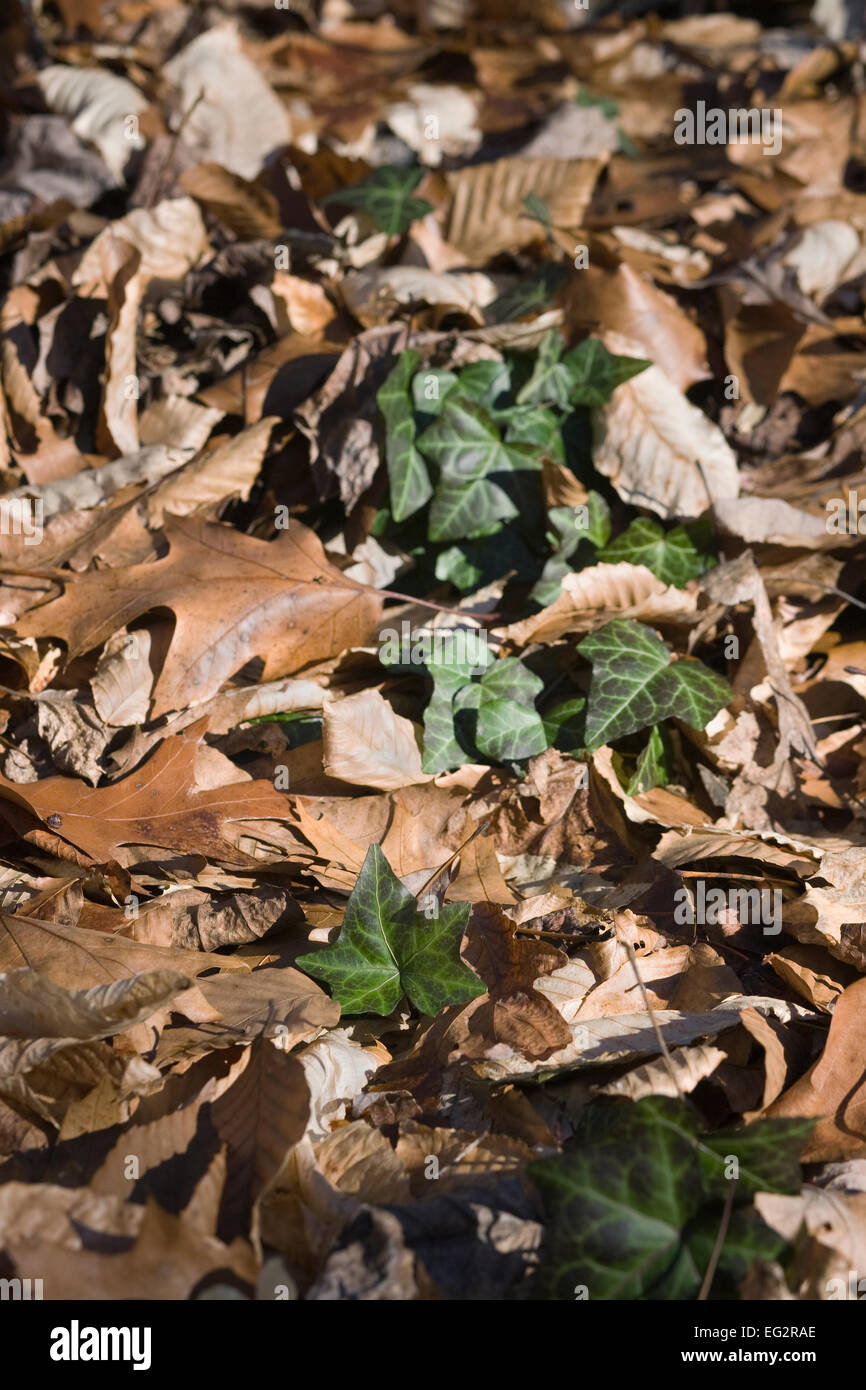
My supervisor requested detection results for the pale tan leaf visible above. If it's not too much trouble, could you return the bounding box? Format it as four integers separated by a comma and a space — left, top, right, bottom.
322, 689, 432, 790
145, 418, 277, 528
91, 628, 154, 726
499, 562, 696, 645
164, 25, 292, 180
386, 84, 481, 166
2, 445, 191, 521
0, 967, 190, 1042
596, 1043, 726, 1100
73, 198, 210, 290
340, 266, 496, 328
138, 395, 225, 451
445, 156, 602, 261
593, 332, 739, 519
36, 65, 147, 182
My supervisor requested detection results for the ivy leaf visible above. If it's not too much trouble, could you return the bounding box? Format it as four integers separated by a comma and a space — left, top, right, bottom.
485, 264, 569, 324
421, 679, 468, 774
529, 1098, 705, 1300
421, 652, 489, 774
419, 398, 541, 542
502, 404, 565, 462
450, 360, 512, 411
411, 367, 457, 419
600, 517, 715, 588
541, 697, 586, 753
679, 1205, 787, 1300
530, 494, 611, 607
423, 656, 546, 770
475, 698, 548, 762
562, 337, 651, 406
578, 619, 731, 750
479, 656, 544, 704
529, 1098, 804, 1301
626, 723, 669, 795
419, 397, 538, 481
434, 529, 537, 593
515, 330, 574, 409
434, 544, 485, 592
698, 1118, 815, 1198
296, 843, 483, 1016
377, 350, 432, 523
324, 165, 433, 236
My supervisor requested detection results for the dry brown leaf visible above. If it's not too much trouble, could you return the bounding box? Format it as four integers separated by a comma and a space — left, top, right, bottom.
144, 418, 277, 528
596, 1043, 726, 1100
0, 967, 191, 1041
445, 156, 602, 261
19, 515, 383, 718
592, 332, 740, 519
498, 561, 697, 645
767, 975, 866, 1160
0, 724, 293, 866
179, 162, 283, 240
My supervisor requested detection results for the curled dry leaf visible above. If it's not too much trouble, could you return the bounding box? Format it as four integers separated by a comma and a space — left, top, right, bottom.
596, 1043, 726, 1101
499, 562, 697, 645
36, 65, 148, 181
144, 417, 277, 528
340, 266, 497, 328
0, 967, 191, 1041
163, 25, 291, 181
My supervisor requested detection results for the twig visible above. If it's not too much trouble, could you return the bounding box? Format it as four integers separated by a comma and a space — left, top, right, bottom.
413, 818, 490, 904
624, 937, 682, 1097
697, 1180, 737, 1301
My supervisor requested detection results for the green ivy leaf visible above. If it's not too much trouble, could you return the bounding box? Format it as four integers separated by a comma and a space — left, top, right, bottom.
479, 656, 544, 704
474, 698, 548, 762
515, 330, 574, 409
600, 517, 715, 588
419, 398, 541, 543
450, 360, 512, 410
626, 723, 669, 795
420, 652, 488, 773
411, 367, 457, 419
530, 1098, 705, 1300
502, 405, 565, 462
421, 679, 468, 773
296, 843, 483, 1016
578, 619, 731, 750
541, 697, 586, 753
377, 350, 432, 523
529, 494, 611, 608
698, 1118, 815, 1198
422, 656, 546, 771
324, 165, 433, 236
485, 264, 569, 324
434, 544, 485, 592
529, 1098, 805, 1301
679, 1205, 787, 1300
562, 337, 651, 407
